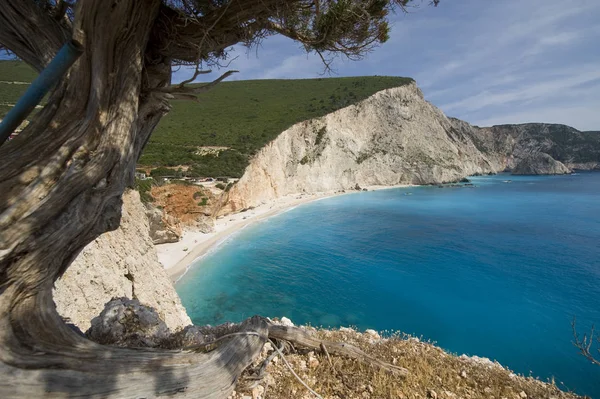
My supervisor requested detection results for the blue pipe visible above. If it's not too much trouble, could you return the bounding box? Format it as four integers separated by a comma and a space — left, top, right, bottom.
0, 40, 84, 146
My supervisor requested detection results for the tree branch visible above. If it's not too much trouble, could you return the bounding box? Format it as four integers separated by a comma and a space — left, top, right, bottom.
156, 69, 239, 100
572, 318, 600, 366
0, 0, 70, 71
53, 0, 70, 21
176, 65, 212, 88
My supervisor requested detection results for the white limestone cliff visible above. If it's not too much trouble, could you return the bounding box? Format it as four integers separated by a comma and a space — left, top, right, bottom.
54, 190, 191, 332
224, 82, 501, 212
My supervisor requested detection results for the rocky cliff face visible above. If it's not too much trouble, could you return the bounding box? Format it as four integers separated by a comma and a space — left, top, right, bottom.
512, 153, 571, 175
459, 122, 600, 172
224, 83, 501, 212
223, 83, 599, 212
54, 190, 191, 332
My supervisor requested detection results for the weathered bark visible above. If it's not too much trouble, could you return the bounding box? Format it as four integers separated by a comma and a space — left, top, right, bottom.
0, 1, 409, 397
0, 1, 277, 397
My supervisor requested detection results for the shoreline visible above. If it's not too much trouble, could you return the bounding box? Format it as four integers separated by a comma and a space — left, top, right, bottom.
156, 184, 412, 283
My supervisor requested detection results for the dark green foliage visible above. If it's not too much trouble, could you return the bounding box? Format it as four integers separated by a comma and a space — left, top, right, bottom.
150, 167, 176, 177
0, 61, 44, 117
198, 197, 208, 206
187, 150, 247, 178
0, 60, 37, 82
135, 178, 155, 203
170, 179, 195, 186
215, 183, 226, 190
142, 76, 413, 175
0, 61, 414, 176
356, 152, 370, 164
544, 127, 600, 163
315, 126, 327, 146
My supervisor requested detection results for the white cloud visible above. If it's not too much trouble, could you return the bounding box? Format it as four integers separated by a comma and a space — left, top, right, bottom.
538, 31, 581, 46
441, 67, 600, 112
170, 0, 600, 131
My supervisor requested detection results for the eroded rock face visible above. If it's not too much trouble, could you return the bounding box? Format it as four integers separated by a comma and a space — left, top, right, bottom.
146, 205, 182, 244
222, 84, 599, 213
54, 190, 191, 332
512, 153, 571, 175
223, 83, 501, 213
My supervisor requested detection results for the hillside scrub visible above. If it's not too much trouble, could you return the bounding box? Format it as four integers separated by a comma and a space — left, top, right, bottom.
0, 61, 412, 177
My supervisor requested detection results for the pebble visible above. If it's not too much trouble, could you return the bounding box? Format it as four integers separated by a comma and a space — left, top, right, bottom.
365, 329, 380, 339
252, 385, 264, 399
280, 317, 294, 327
298, 360, 307, 370
519, 391, 527, 399
261, 341, 273, 355
427, 389, 438, 399
460, 370, 467, 378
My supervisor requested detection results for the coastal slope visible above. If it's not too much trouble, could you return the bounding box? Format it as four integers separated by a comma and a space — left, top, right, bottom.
223, 82, 500, 212
223, 84, 599, 212
53, 190, 191, 331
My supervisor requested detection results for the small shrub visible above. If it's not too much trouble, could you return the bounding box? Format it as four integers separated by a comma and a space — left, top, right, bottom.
198, 197, 208, 206
193, 191, 204, 200
356, 151, 371, 164
135, 178, 155, 203
215, 183, 226, 190
315, 126, 327, 146
150, 167, 175, 177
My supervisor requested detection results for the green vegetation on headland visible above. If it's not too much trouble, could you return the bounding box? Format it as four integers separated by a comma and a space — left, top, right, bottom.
0, 60, 412, 176
0, 61, 39, 118
142, 76, 413, 176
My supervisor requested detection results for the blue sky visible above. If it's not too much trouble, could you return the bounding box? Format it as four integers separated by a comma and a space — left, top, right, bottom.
174, 0, 600, 131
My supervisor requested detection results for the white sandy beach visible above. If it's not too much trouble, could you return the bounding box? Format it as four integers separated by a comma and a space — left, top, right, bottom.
156, 185, 411, 283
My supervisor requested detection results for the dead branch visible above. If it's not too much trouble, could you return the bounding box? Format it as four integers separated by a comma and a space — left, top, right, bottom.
320, 342, 334, 368
268, 324, 409, 377
156, 69, 239, 100
177, 66, 213, 88
572, 318, 600, 366
270, 338, 325, 399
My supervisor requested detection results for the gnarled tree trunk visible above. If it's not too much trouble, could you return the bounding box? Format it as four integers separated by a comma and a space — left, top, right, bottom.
0, 1, 411, 396
0, 1, 268, 397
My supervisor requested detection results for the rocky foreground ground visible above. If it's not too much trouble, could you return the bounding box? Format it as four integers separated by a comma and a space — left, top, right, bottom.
85, 299, 581, 399
230, 324, 580, 399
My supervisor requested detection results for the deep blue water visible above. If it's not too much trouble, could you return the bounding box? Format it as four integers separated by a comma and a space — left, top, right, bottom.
177, 173, 600, 397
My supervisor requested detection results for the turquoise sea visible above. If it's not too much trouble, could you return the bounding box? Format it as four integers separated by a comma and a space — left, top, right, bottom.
177, 173, 600, 397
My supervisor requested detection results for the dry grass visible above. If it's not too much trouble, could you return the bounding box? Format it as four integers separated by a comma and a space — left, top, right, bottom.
230, 327, 581, 399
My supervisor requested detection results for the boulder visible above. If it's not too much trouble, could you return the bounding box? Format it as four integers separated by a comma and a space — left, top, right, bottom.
87, 297, 171, 347
195, 214, 216, 234
146, 205, 182, 244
